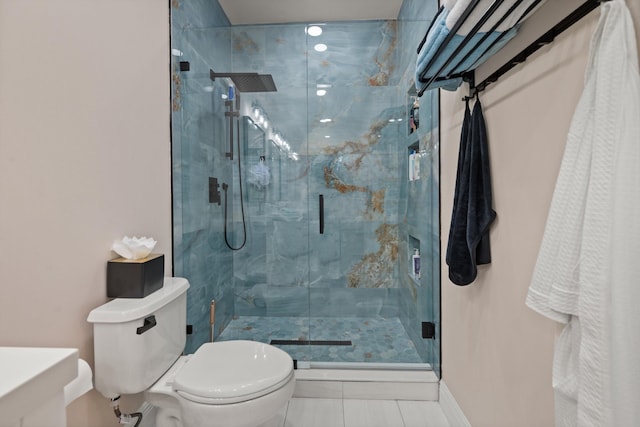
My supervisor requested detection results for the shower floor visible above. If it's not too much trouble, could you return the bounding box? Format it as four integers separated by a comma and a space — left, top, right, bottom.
216, 316, 424, 364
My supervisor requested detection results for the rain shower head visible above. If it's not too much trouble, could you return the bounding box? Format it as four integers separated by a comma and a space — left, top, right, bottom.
210, 69, 277, 92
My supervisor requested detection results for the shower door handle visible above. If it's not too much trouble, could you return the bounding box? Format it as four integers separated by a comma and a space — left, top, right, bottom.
319, 194, 324, 234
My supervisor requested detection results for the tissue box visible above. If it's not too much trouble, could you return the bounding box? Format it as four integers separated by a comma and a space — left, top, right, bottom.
107, 254, 164, 298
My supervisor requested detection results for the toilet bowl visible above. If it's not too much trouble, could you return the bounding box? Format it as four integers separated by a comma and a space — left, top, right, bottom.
146, 340, 295, 427
87, 277, 295, 427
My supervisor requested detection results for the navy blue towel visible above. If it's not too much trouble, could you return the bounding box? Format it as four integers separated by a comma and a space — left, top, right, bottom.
446, 99, 496, 286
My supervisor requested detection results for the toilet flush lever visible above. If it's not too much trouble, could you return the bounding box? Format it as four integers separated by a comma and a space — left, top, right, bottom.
136, 315, 157, 335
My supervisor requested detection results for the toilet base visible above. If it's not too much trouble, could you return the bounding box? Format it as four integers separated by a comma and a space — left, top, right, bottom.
178, 376, 294, 427
155, 406, 181, 427
146, 356, 295, 427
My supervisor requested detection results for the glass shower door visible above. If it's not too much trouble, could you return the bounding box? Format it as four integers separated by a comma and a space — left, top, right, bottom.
172, 25, 238, 354
304, 21, 437, 367
228, 23, 314, 361
173, 18, 439, 372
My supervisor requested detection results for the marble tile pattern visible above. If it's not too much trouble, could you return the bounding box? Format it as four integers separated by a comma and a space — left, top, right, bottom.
171, 0, 230, 30
395, 0, 442, 374
171, 3, 236, 354
217, 316, 422, 364
171, 0, 441, 368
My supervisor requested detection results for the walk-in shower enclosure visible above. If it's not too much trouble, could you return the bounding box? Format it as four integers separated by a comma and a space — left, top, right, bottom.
171, 0, 440, 376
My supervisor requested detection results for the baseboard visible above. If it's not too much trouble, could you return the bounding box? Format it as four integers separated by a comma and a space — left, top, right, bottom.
439, 381, 472, 427
127, 402, 156, 427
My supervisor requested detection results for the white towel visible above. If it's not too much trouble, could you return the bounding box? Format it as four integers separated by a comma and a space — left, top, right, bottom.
608, 2, 640, 425
526, 1, 640, 425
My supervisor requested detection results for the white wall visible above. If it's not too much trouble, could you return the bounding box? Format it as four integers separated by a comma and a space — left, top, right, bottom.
0, 1, 171, 426
440, 3, 640, 427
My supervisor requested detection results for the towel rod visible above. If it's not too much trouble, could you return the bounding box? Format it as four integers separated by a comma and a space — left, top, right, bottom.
447, 0, 542, 78
470, 0, 607, 94
416, 0, 610, 97
417, 0, 544, 96
416, 0, 485, 96
417, 5, 444, 55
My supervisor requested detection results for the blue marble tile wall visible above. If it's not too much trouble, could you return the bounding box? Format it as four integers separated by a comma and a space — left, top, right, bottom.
228, 24, 309, 318
171, 0, 230, 30
396, 0, 441, 374
171, 0, 236, 353
171, 0, 441, 369
231, 21, 409, 322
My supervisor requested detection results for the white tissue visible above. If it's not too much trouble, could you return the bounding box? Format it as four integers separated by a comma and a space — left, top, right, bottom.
111, 236, 157, 260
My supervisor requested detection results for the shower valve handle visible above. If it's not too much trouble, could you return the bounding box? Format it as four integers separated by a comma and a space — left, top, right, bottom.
209, 177, 221, 205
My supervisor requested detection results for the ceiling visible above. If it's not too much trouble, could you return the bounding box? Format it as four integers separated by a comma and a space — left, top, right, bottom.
218, 0, 404, 25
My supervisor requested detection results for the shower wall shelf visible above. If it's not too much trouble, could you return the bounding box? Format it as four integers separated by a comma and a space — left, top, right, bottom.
408, 235, 421, 286
407, 87, 420, 135
416, 0, 610, 97
408, 141, 420, 182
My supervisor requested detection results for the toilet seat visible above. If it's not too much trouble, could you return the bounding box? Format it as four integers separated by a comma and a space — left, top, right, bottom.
172, 340, 294, 405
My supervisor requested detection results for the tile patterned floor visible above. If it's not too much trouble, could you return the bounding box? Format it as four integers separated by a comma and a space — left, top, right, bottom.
217, 316, 424, 364
256, 398, 451, 427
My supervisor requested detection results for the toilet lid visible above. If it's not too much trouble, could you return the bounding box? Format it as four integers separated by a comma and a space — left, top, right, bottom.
173, 340, 294, 405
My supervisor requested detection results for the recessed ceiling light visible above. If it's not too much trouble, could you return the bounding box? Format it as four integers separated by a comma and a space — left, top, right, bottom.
171, 48, 183, 57
314, 43, 328, 52
320, 118, 332, 123
325, 135, 331, 139
316, 89, 327, 96
307, 26, 323, 37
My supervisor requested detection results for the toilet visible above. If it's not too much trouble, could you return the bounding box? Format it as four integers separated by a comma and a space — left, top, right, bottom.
87, 277, 295, 427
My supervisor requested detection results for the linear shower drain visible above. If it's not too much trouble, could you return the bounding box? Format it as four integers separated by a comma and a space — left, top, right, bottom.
270, 340, 352, 346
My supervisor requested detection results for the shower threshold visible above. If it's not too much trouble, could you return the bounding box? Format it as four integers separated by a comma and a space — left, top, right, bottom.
295, 361, 432, 371
292, 365, 438, 401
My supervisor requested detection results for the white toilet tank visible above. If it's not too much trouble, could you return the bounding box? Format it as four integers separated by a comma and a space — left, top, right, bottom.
87, 277, 190, 398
